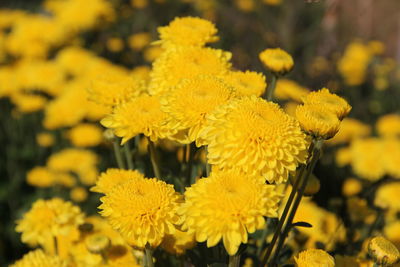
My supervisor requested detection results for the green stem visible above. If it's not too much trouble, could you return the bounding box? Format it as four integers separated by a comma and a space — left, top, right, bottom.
147, 138, 161, 179
269, 139, 323, 266
260, 142, 315, 264
113, 139, 126, 169
228, 254, 241, 267
123, 140, 134, 170
144, 245, 154, 267
264, 74, 278, 101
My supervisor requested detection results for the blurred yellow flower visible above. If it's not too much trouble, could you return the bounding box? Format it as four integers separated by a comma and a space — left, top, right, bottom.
128, 32, 152, 51
91, 168, 145, 195
259, 48, 294, 75
161, 75, 236, 143
327, 118, 371, 145
36, 132, 55, 147
384, 221, 400, 249
301, 88, 351, 120
161, 229, 196, 255
26, 167, 55, 188
10, 249, 67, 267
294, 249, 335, 267
67, 123, 103, 147
263, 0, 282, 5
99, 177, 182, 248
342, 178, 362, 197
274, 79, 309, 102
143, 45, 164, 62
222, 70, 266, 97
336, 147, 352, 167
375, 182, 400, 213
198, 96, 308, 184
382, 138, 400, 178
10, 93, 47, 113
376, 114, 400, 137
106, 37, 124, 52
156, 16, 218, 48
70, 187, 88, 203
180, 170, 280, 255
16, 198, 84, 249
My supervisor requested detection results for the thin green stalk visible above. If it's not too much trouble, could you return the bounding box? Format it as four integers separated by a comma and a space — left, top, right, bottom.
228, 254, 241, 267
113, 139, 126, 169
260, 142, 315, 264
144, 245, 154, 267
264, 74, 277, 101
147, 138, 161, 179
123, 140, 134, 170
269, 139, 323, 266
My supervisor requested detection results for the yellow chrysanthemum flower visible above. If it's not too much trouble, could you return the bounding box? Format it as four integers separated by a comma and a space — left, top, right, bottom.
99, 177, 182, 248
26, 167, 55, 188
161, 75, 236, 143
156, 16, 218, 48
161, 229, 196, 255
149, 46, 231, 96
10, 249, 67, 267
91, 168, 145, 195
101, 94, 174, 144
274, 79, 309, 102
198, 96, 308, 184
376, 114, 400, 137
327, 118, 371, 145
375, 182, 400, 213
382, 138, 400, 178
16, 198, 84, 248
259, 48, 294, 75
222, 70, 266, 97
295, 104, 341, 139
67, 123, 103, 147
180, 170, 280, 255
368, 236, 400, 266
294, 249, 335, 267
301, 88, 352, 120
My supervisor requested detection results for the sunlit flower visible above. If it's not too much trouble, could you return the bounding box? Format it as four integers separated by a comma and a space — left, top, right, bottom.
222, 70, 266, 97
294, 249, 335, 267
259, 48, 294, 75
301, 88, 351, 120
99, 177, 182, 248
161, 75, 236, 143
156, 16, 218, 48
16, 198, 84, 249
368, 236, 400, 266
149, 46, 231, 96
10, 249, 67, 267
198, 96, 308, 184
101, 94, 175, 144
91, 168, 145, 195
295, 104, 341, 139
274, 79, 309, 102
67, 123, 103, 147
180, 170, 280, 255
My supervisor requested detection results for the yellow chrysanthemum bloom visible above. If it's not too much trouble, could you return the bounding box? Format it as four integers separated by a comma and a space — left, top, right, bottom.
274, 79, 309, 103
149, 46, 231, 96
350, 138, 385, 181
88, 73, 145, 108
101, 94, 175, 144
327, 118, 371, 145
26, 167, 55, 188
368, 236, 400, 266
198, 96, 308, 184
99, 177, 182, 248
375, 182, 400, 213
294, 249, 335, 267
156, 16, 218, 48
161, 75, 236, 143
295, 104, 341, 140
180, 170, 280, 255
301, 88, 351, 120
10, 249, 67, 267
222, 70, 266, 97
376, 114, 400, 137
382, 138, 400, 178
161, 229, 196, 255
259, 48, 294, 75
91, 168, 145, 195
67, 123, 103, 147
16, 198, 84, 249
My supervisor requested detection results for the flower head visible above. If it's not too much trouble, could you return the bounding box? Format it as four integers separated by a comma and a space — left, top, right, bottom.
161, 229, 196, 255
376, 114, 400, 137
222, 70, 266, 97
295, 104, 341, 139
274, 79, 309, 102
259, 48, 294, 75
198, 96, 308, 184
91, 168, 145, 195
16, 198, 84, 248
294, 249, 335, 267
156, 16, 218, 48
375, 182, 400, 213
26, 167, 55, 188
99, 177, 182, 248
368, 236, 400, 266
161, 75, 236, 143
301, 88, 351, 120
180, 170, 280, 255
67, 123, 103, 147
101, 95, 174, 144
10, 249, 67, 267
327, 118, 371, 145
